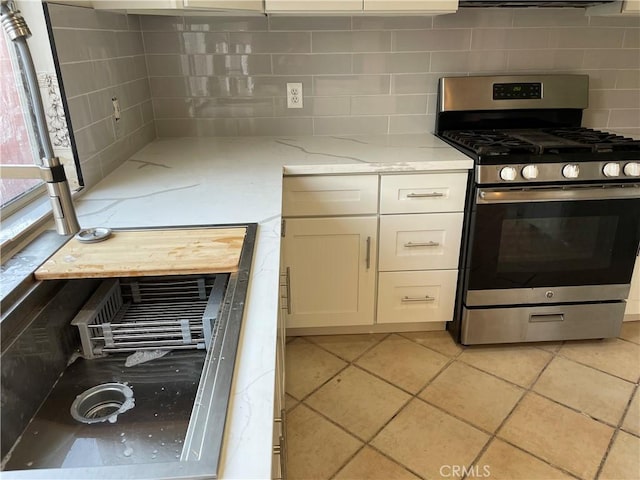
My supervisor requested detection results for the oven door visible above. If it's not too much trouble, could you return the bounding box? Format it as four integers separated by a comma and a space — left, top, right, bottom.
465, 185, 640, 306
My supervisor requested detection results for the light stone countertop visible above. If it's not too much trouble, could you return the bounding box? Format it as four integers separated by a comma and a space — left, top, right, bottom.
12, 135, 473, 479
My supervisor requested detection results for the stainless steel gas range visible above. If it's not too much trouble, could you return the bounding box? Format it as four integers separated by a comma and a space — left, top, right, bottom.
436, 74, 640, 345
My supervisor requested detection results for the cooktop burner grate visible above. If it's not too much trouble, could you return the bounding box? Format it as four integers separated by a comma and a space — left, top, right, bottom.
441, 127, 640, 156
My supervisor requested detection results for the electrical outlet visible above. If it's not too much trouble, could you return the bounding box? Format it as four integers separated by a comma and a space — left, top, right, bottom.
286, 82, 303, 109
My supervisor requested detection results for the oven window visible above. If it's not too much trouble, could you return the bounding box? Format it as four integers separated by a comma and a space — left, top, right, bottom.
497, 216, 617, 272
468, 198, 640, 290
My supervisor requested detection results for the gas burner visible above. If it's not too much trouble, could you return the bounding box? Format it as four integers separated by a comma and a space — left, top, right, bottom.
544, 127, 640, 152
441, 130, 539, 155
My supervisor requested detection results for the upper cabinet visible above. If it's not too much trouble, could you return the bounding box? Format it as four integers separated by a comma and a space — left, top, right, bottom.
92, 0, 264, 13
265, 0, 458, 14
587, 0, 640, 15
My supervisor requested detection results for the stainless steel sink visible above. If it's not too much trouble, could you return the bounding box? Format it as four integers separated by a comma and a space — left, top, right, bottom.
1, 224, 256, 479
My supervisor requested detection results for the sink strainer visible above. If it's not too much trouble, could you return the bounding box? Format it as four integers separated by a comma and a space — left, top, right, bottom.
70, 383, 134, 424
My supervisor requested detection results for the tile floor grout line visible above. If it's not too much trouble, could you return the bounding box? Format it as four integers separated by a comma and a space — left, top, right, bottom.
303, 333, 391, 364
459, 344, 562, 480
554, 339, 640, 384
310, 333, 462, 480
301, 344, 432, 480
594, 381, 640, 480
285, 328, 640, 479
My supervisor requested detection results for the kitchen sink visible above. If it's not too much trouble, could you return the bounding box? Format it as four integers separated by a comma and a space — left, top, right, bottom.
0, 224, 256, 479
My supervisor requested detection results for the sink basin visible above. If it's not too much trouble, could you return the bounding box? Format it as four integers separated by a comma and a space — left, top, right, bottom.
1, 224, 256, 479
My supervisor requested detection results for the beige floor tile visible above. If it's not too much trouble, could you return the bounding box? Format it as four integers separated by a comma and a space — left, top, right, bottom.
356, 334, 449, 393
285, 393, 299, 412
475, 439, 573, 480
286, 404, 363, 480
400, 330, 463, 357
371, 399, 490, 480
533, 356, 635, 426
620, 321, 640, 345
599, 430, 640, 480
458, 345, 552, 387
334, 446, 421, 480
306, 366, 411, 441
536, 341, 564, 353
498, 393, 614, 479
420, 361, 524, 432
559, 338, 640, 383
306, 334, 386, 361
622, 388, 640, 436
285, 338, 347, 400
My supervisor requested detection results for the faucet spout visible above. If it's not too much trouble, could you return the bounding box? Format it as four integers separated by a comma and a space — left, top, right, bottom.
0, 0, 80, 235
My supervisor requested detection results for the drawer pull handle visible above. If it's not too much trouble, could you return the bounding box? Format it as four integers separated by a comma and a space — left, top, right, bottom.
404, 241, 440, 248
285, 267, 292, 314
406, 192, 444, 198
366, 236, 372, 270
402, 296, 435, 303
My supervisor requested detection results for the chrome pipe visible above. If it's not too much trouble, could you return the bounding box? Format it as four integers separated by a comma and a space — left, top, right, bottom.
1, 1, 80, 235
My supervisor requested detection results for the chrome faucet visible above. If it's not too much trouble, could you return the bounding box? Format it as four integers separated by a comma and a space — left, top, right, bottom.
0, 0, 79, 235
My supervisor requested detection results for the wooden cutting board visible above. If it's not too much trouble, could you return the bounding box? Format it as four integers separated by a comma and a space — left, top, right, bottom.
34, 227, 246, 280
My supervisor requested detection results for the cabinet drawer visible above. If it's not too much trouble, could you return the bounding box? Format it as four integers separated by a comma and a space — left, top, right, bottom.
377, 270, 458, 324
380, 172, 467, 214
283, 175, 378, 216
379, 213, 463, 271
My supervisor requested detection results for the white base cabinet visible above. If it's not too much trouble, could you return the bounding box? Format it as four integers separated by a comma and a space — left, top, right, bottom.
281, 171, 468, 331
625, 257, 640, 320
282, 216, 377, 329
377, 270, 457, 324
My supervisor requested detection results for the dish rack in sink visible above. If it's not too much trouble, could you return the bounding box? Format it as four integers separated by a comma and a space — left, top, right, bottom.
71, 274, 229, 359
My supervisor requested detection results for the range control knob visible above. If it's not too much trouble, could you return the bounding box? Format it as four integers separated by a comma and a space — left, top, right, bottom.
521, 164, 539, 180
603, 162, 621, 177
562, 164, 580, 179
500, 166, 517, 181
623, 162, 640, 177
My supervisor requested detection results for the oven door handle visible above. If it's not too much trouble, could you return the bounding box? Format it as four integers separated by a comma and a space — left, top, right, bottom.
477, 185, 640, 204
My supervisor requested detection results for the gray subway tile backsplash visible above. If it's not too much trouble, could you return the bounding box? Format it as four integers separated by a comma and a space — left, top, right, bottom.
49, 3, 155, 189
51, 5, 638, 152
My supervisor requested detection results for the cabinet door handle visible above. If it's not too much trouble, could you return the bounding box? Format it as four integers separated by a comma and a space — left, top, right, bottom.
402, 296, 435, 303
404, 241, 440, 248
406, 192, 444, 198
285, 267, 292, 314
365, 236, 371, 270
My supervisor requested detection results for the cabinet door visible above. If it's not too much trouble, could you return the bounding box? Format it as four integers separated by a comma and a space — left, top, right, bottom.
377, 270, 457, 324
183, 0, 264, 10
283, 175, 378, 217
265, 0, 362, 12
283, 217, 377, 328
379, 212, 463, 271
364, 0, 457, 12
93, 0, 181, 8
380, 172, 467, 214
625, 256, 640, 318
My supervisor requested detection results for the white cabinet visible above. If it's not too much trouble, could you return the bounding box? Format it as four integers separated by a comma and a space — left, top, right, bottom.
587, 0, 640, 15
272, 304, 286, 479
379, 213, 463, 271
363, 0, 457, 13
380, 172, 467, 214
282, 216, 377, 328
377, 172, 467, 326
265, 0, 457, 14
281, 170, 468, 331
93, 0, 264, 12
377, 270, 457, 324
625, 257, 640, 320
282, 175, 378, 217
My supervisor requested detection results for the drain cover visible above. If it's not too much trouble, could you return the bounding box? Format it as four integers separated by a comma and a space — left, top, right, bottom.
70, 383, 134, 424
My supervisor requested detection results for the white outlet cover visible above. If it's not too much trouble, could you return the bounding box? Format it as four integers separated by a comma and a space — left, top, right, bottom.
286, 82, 303, 109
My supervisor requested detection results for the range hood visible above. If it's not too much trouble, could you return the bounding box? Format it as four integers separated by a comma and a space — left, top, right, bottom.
459, 0, 615, 7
